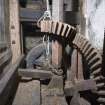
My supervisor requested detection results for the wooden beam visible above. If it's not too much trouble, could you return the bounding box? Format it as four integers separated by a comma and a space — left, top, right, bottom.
77, 52, 84, 79
52, 41, 62, 66
18, 69, 53, 79
65, 79, 97, 96
9, 0, 21, 63
68, 49, 78, 80
52, 0, 64, 66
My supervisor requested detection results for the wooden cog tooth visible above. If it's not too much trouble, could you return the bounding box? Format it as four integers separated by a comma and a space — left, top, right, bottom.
76, 36, 83, 48
78, 35, 87, 50
67, 28, 75, 41
92, 75, 103, 80
48, 20, 53, 34
52, 21, 58, 34
54, 22, 59, 35
90, 62, 101, 70
90, 75, 94, 79
45, 21, 48, 33
96, 83, 105, 88
90, 61, 101, 70
97, 97, 105, 103
86, 53, 97, 64
72, 34, 79, 45
91, 68, 101, 75
74, 37, 88, 52
96, 75, 104, 80
80, 40, 88, 52
61, 24, 68, 36
87, 49, 102, 62
59, 23, 64, 36
88, 57, 100, 67
66, 25, 72, 37
76, 35, 82, 48
45, 20, 48, 33
41, 21, 45, 32
79, 37, 87, 50
86, 50, 97, 61
72, 35, 79, 46
84, 46, 94, 57
56, 22, 62, 35
93, 76, 101, 81
63, 25, 69, 37
73, 34, 84, 47
43, 21, 46, 32
82, 42, 90, 53
88, 55, 101, 65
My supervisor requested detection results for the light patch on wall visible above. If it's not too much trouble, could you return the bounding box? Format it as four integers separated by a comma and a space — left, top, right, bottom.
86, 0, 105, 50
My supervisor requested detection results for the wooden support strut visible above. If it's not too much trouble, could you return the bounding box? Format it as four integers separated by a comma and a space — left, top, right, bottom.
51, 0, 63, 68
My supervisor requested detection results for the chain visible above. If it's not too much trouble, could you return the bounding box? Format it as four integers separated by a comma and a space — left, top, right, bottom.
38, 0, 51, 64
37, 0, 51, 27
43, 35, 50, 60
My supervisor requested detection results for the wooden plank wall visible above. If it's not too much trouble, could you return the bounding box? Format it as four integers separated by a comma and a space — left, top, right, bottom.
9, 0, 21, 63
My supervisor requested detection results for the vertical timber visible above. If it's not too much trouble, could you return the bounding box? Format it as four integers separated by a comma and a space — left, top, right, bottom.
52, 0, 64, 66
9, 0, 21, 63
0, 0, 5, 42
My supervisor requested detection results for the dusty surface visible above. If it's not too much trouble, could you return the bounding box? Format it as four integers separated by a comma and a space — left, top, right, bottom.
12, 79, 40, 105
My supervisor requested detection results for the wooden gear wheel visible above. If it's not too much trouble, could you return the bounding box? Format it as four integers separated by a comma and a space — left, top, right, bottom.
39, 20, 105, 105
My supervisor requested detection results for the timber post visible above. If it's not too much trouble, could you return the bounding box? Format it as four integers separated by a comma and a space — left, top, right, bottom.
9, 0, 21, 63
52, 0, 64, 67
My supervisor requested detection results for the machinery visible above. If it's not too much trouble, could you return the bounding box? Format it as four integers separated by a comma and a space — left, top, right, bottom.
18, 0, 105, 104
0, 0, 105, 105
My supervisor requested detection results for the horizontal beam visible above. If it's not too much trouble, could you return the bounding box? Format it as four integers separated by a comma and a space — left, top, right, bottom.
20, 8, 43, 22
18, 69, 53, 79
65, 79, 97, 96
